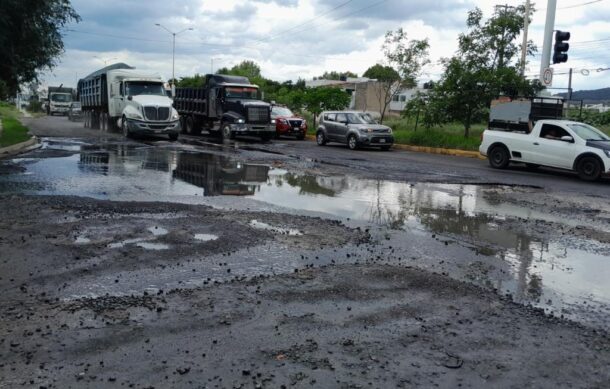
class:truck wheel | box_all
[122,116,131,138]
[488,145,510,169]
[185,117,193,134]
[316,131,326,146]
[577,156,602,181]
[347,134,359,150]
[222,124,234,141]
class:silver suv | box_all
[316,111,394,150]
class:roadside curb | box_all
[0,136,41,159]
[305,135,485,160]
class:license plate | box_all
[379,139,386,143]
[154,130,163,134]
[293,127,301,132]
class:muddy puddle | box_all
[1,139,609,326]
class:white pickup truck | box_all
[480,119,610,181]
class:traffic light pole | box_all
[539,0,557,82]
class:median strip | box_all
[305,134,485,159]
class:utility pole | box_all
[539,0,557,82]
[520,0,531,76]
[568,68,573,100]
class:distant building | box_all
[306,77,423,117]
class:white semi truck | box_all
[47,86,74,115]
[77,63,180,140]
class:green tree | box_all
[0,0,80,95]
[217,60,261,79]
[422,7,542,136]
[365,29,429,123]
[176,74,206,87]
[314,70,358,80]
[362,64,400,124]
[303,87,351,128]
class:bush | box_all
[27,100,44,112]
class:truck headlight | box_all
[236,118,245,124]
[271,119,276,124]
[171,112,179,120]
[126,112,143,120]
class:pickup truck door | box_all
[530,124,578,169]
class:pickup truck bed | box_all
[480,119,610,181]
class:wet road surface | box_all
[1,115,608,387]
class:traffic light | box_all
[553,30,570,64]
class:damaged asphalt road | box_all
[1,116,609,388]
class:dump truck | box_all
[173,74,274,141]
[47,86,74,115]
[77,63,180,140]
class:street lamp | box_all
[93,56,118,66]
[155,23,194,96]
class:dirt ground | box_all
[0,195,608,389]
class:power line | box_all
[558,0,604,9]
[251,0,355,44]
[255,0,389,44]
[539,0,605,10]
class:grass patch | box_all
[385,119,485,151]
[0,102,30,148]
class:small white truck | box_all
[480,98,610,181]
[78,63,180,140]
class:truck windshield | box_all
[51,94,72,102]
[225,87,258,100]
[568,123,610,141]
[125,82,166,97]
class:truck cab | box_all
[47,87,74,115]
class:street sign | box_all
[542,67,553,87]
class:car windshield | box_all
[358,113,377,124]
[346,113,367,124]
[51,94,72,102]
[71,102,81,108]
[125,82,166,97]
[568,123,610,141]
[272,107,294,117]
[225,87,258,99]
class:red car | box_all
[271,106,307,140]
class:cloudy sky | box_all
[42,0,610,92]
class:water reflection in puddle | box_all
[194,234,218,242]
[249,220,303,236]
[1,139,609,323]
